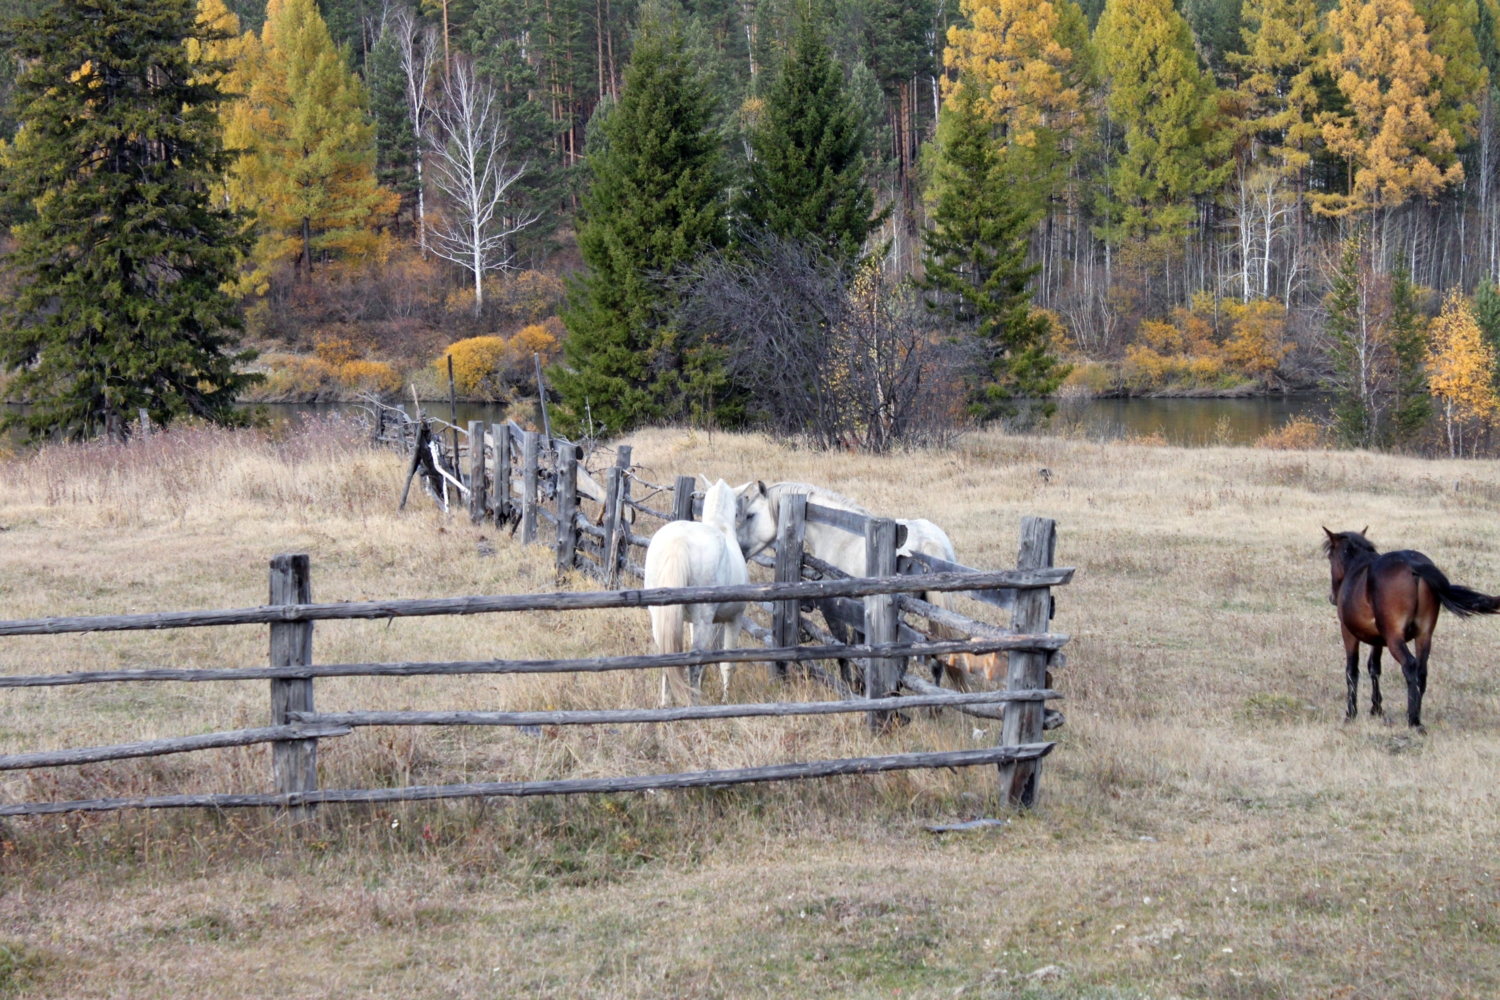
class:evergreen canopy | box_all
[1,0,257,441]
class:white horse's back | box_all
[644,480,749,704]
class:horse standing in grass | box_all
[734,481,974,688]
[1323,528,1500,729]
[645,479,749,705]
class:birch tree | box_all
[426,59,537,312]
[391,8,439,255]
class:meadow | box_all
[0,422,1496,998]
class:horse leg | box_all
[719,614,743,702]
[1367,644,1383,717]
[1415,631,1432,698]
[1382,633,1424,730]
[1343,630,1360,722]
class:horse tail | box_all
[1411,562,1500,618]
[646,538,691,704]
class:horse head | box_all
[733,480,777,560]
[1322,526,1375,605]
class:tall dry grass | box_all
[0,423,1498,998]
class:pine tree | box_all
[739,7,876,263]
[1427,290,1499,455]
[922,91,1068,422]
[0,0,257,441]
[1093,0,1230,248]
[1230,0,1320,171]
[1387,257,1432,447]
[367,18,420,233]
[225,0,398,286]
[943,0,1093,207]
[552,5,728,434]
[1412,0,1488,147]
[1315,0,1462,216]
[1325,230,1383,447]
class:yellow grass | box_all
[0,422,1498,998]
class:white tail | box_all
[647,539,693,704]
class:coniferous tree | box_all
[0,0,257,441]
[922,91,1067,422]
[553,5,728,434]
[739,8,877,263]
[1474,277,1500,394]
[1387,257,1432,447]
[1094,0,1229,248]
[367,18,421,233]
[225,0,398,286]
[1325,231,1383,447]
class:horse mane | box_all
[1323,531,1378,556]
[769,481,873,516]
[701,479,738,527]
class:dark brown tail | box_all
[1412,563,1500,618]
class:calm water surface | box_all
[5,395,1329,448]
[254,394,1330,448]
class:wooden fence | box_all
[0,409,1073,818]
[372,407,1072,805]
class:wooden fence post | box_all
[556,450,579,576]
[521,431,539,545]
[467,420,485,523]
[999,516,1056,807]
[269,554,316,820]
[602,466,622,586]
[672,474,695,521]
[772,493,808,680]
[491,422,509,524]
[863,518,902,731]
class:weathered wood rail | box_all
[0,554,1070,817]
[371,411,1074,806]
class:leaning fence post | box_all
[863,517,902,731]
[672,474,696,521]
[556,449,579,577]
[998,516,1056,807]
[772,493,808,680]
[521,431,540,545]
[269,554,316,820]
[491,422,509,524]
[602,465,622,586]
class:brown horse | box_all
[1322,528,1500,729]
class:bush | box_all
[436,336,510,398]
[338,360,402,395]
[251,356,338,400]
[1255,416,1324,450]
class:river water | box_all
[249,394,1330,448]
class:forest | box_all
[6,0,1500,453]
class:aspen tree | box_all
[1427,290,1499,455]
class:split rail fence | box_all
[0,412,1073,817]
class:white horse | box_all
[734,481,977,688]
[644,478,749,705]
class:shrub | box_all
[437,336,510,398]
[1062,361,1115,395]
[314,335,363,366]
[248,357,338,401]
[1255,416,1324,450]
[338,360,403,395]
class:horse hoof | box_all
[1370,707,1383,718]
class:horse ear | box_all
[1360,525,1369,537]
[757,480,767,498]
[1322,526,1336,540]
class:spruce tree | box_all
[922,92,1067,422]
[552,6,728,434]
[0,0,257,441]
[1474,277,1500,394]
[1325,232,1378,447]
[1387,257,1432,447]
[739,7,877,263]
[366,19,420,234]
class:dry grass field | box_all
[0,421,1498,999]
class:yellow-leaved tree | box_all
[1315,0,1462,217]
[943,0,1093,203]
[224,0,397,288]
[1426,290,1498,455]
